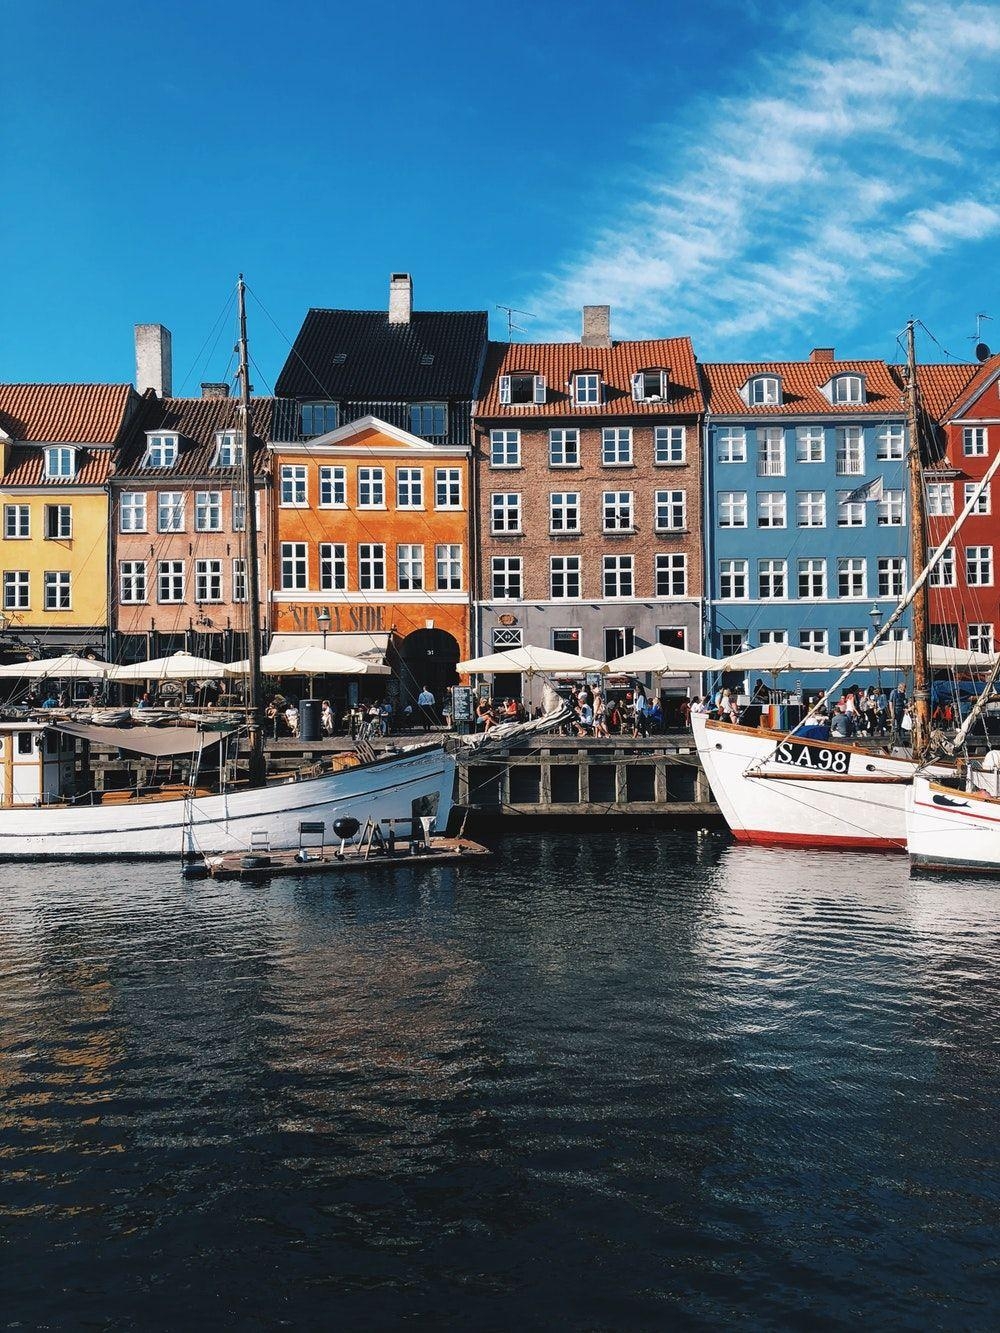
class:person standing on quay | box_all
[892,682,907,743]
[417,684,436,731]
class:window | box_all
[877,489,904,526]
[602,428,632,465]
[300,402,339,437]
[232,558,247,603]
[493,626,523,649]
[878,557,906,598]
[749,376,780,405]
[800,628,828,654]
[499,374,545,406]
[655,553,687,596]
[573,373,601,406]
[44,446,76,479]
[796,426,824,463]
[719,559,748,599]
[280,464,308,506]
[658,626,687,650]
[157,492,184,532]
[832,375,863,404]
[603,555,634,598]
[359,544,386,591]
[158,561,184,603]
[926,482,954,516]
[552,628,581,654]
[44,505,72,539]
[549,492,579,533]
[964,481,991,515]
[492,557,522,599]
[144,435,177,468]
[435,544,462,590]
[195,559,223,603]
[319,466,346,507]
[717,427,746,463]
[796,491,826,527]
[280,542,308,590]
[396,467,424,509]
[655,490,686,530]
[798,558,826,598]
[119,492,146,533]
[604,626,635,659]
[877,424,905,460]
[756,492,786,528]
[969,623,994,654]
[603,491,633,532]
[232,489,246,532]
[964,427,988,457]
[410,403,447,438]
[194,491,222,532]
[929,545,955,587]
[720,631,746,657]
[434,468,462,509]
[3,571,28,610]
[837,490,866,527]
[633,369,669,401]
[718,491,747,527]
[492,492,522,533]
[397,544,425,590]
[213,431,242,467]
[3,505,29,539]
[549,429,580,467]
[835,426,864,475]
[757,427,785,477]
[966,546,993,586]
[550,556,581,598]
[837,557,866,598]
[490,429,521,467]
[43,571,70,610]
[930,623,959,647]
[758,629,788,646]
[840,628,867,654]
[758,559,786,598]
[119,560,146,604]
[319,544,347,591]
[358,467,385,508]
[654,426,686,464]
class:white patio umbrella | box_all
[834,641,997,671]
[606,643,717,674]
[108,651,229,681]
[222,645,388,677]
[717,643,843,673]
[456,645,607,674]
[0,653,111,678]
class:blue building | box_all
[702,351,912,690]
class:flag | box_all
[846,475,885,504]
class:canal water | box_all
[2,830,998,1329]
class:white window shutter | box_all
[533,374,546,404]
[631,372,644,402]
[660,370,669,399]
[499,375,511,405]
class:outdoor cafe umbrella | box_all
[833,641,997,671]
[0,653,112,678]
[455,645,607,674]
[605,643,717,674]
[108,651,229,681]
[222,645,388,676]
[716,643,843,674]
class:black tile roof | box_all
[274,309,489,400]
[114,394,299,480]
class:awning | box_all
[53,722,231,757]
[267,632,392,665]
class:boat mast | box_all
[237,274,266,787]
[905,319,931,759]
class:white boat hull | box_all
[691,713,926,851]
[0,744,455,859]
[907,774,1000,874]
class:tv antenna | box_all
[969,312,993,362]
[496,304,536,339]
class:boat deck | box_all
[204,836,491,881]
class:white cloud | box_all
[526,0,1000,354]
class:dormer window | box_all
[410,403,447,438]
[44,446,76,479]
[831,374,864,405]
[300,402,339,438]
[144,433,178,468]
[748,376,781,406]
[632,369,669,402]
[573,373,602,406]
[499,373,546,405]
[213,431,243,468]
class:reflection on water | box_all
[2,832,999,1328]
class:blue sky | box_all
[2,0,997,390]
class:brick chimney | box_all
[200,382,230,399]
[389,272,413,324]
[134,324,173,397]
[582,305,611,348]
[810,347,835,363]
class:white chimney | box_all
[135,324,173,397]
[582,305,611,349]
[389,272,413,324]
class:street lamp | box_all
[316,608,331,650]
[869,601,884,703]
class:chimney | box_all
[200,382,230,399]
[582,305,611,349]
[388,272,413,324]
[135,324,173,397]
[810,347,835,363]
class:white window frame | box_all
[550,555,581,599]
[232,558,247,603]
[280,464,308,507]
[492,492,522,534]
[43,570,71,611]
[968,623,994,654]
[396,467,424,510]
[756,492,786,528]
[800,628,828,654]
[319,543,347,592]
[633,369,669,402]
[3,570,29,610]
[835,426,865,476]
[837,557,867,599]
[573,373,601,406]
[212,431,242,468]
[435,543,462,591]
[719,558,748,600]
[602,491,633,533]
[877,489,904,527]
[796,491,826,527]
[434,468,462,510]
[549,492,579,534]
[748,376,780,406]
[603,554,634,599]
[840,628,868,655]
[926,482,954,516]
[499,374,545,406]
[654,425,685,465]
[602,427,632,466]
[358,543,386,591]
[397,543,425,591]
[195,558,223,604]
[655,552,687,597]
[549,429,580,467]
[157,492,185,533]
[44,447,76,480]
[929,545,956,587]
[194,490,223,533]
[655,490,686,531]
[966,545,993,587]
[319,466,347,508]
[490,429,521,467]
[358,467,385,509]
[157,560,185,603]
[964,481,991,515]
[718,491,747,528]
[280,542,308,591]
[876,424,905,460]
[795,426,824,464]
[44,504,72,540]
[3,504,29,539]
[119,492,147,533]
[758,558,787,599]
[877,557,906,598]
[963,427,988,457]
[491,556,522,600]
[119,560,147,604]
[797,558,826,599]
[837,490,866,528]
[717,427,746,463]
[832,374,863,404]
[144,434,178,469]
[757,427,785,477]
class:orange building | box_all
[269,416,471,708]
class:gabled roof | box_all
[477,338,703,417]
[0,383,134,443]
[908,363,978,423]
[274,309,489,400]
[113,394,297,480]
[0,447,117,487]
[703,360,904,417]
[939,352,1000,419]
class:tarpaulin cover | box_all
[53,723,230,757]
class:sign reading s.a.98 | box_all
[774,739,850,773]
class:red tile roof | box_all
[0,383,134,444]
[936,353,1000,418]
[702,360,904,417]
[0,446,116,487]
[477,338,704,417]
[909,363,978,422]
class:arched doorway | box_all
[399,628,460,714]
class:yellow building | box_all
[0,384,137,661]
